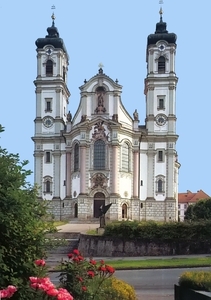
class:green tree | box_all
[0,125,56,298]
[184,198,211,221]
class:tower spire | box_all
[159,0,164,21]
[51,5,56,26]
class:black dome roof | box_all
[147,15,177,46]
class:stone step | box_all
[46,232,81,239]
[69,219,100,224]
[47,238,80,255]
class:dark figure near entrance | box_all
[99,203,112,228]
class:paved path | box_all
[56,222,99,233]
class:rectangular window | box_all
[158,150,164,162]
[45,98,52,112]
[157,97,165,110]
[159,98,164,109]
[45,151,51,163]
[178,204,180,209]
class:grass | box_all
[86,229,99,235]
[53,221,69,227]
[49,256,211,271]
[104,256,211,270]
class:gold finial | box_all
[159,0,164,19]
[51,5,56,22]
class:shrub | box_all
[103,220,211,242]
[59,249,136,300]
[103,277,137,300]
[179,271,211,291]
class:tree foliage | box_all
[0,125,56,297]
[184,198,211,221]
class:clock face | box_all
[158,44,166,51]
[45,48,53,55]
[43,116,53,128]
[155,114,167,126]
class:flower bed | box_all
[0,250,137,300]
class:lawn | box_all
[104,256,211,269]
[50,256,211,271]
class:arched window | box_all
[158,179,163,192]
[122,203,127,219]
[74,144,79,171]
[122,142,129,172]
[94,140,105,170]
[158,56,165,73]
[43,176,52,194]
[46,60,53,76]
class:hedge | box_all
[103,220,211,242]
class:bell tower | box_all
[32,13,71,218]
[141,6,180,221]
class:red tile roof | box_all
[178,190,210,204]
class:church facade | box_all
[32,11,180,221]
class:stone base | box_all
[97,227,105,235]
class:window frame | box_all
[158,150,164,162]
[122,142,130,172]
[46,60,53,76]
[157,97,165,110]
[45,98,52,112]
[45,151,51,163]
[43,176,53,194]
[156,176,165,194]
[74,144,79,172]
[93,139,106,170]
[158,56,166,73]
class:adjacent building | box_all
[178,190,210,221]
[32,9,180,221]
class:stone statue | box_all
[67,111,72,122]
[133,109,139,121]
[99,203,112,228]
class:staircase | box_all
[46,232,81,254]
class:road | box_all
[49,267,210,300]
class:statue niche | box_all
[95,86,106,113]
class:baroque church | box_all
[32,9,180,221]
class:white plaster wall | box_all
[118,106,132,128]
[60,152,66,200]
[72,177,80,197]
[119,176,132,198]
[140,150,148,200]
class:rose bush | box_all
[0,253,137,300]
[0,259,73,300]
[59,249,115,300]
[59,249,137,300]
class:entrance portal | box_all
[94,192,105,218]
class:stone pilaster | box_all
[133,150,139,198]
[111,145,118,195]
[66,151,71,197]
[80,145,86,194]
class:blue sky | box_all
[0,1,211,196]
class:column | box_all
[66,152,71,197]
[147,149,155,198]
[53,152,61,198]
[133,150,139,198]
[112,145,118,195]
[80,145,86,194]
